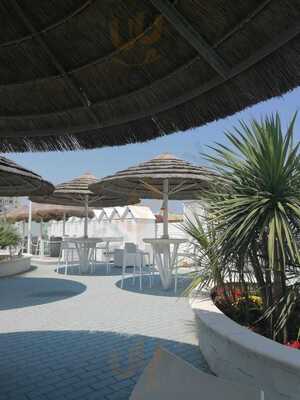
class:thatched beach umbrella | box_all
[0,156,54,254]
[6,202,94,249]
[0,156,53,197]
[0,2,299,152]
[6,203,94,224]
[31,172,139,238]
[90,153,215,238]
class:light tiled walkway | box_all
[0,263,209,400]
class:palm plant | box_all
[204,113,300,341]
[180,213,220,291]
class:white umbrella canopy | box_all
[31,172,139,237]
[0,156,54,197]
[90,153,216,238]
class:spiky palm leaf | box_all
[203,113,300,340]
[206,113,300,273]
[180,213,227,294]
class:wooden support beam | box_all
[149,0,230,78]
[10,0,99,124]
[1,0,267,89]
[0,1,94,48]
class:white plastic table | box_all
[66,237,123,273]
[143,238,188,290]
[67,237,103,273]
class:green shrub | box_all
[0,222,21,249]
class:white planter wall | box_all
[0,256,31,277]
[191,293,300,400]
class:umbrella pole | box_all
[27,200,32,254]
[162,179,169,239]
[84,195,89,238]
[40,218,44,257]
[40,218,43,239]
[22,221,26,255]
[62,212,66,236]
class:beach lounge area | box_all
[0,1,299,399]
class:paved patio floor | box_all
[0,262,209,400]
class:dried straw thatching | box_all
[90,153,216,200]
[30,172,139,207]
[0,156,54,196]
[0,1,299,152]
[5,203,94,223]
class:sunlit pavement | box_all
[0,263,209,400]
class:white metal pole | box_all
[27,200,32,254]
[40,218,44,257]
[22,221,26,255]
[162,179,169,238]
[62,212,66,236]
[84,195,89,238]
[22,221,26,240]
[40,218,43,239]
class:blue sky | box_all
[9,87,300,212]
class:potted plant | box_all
[185,113,300,344]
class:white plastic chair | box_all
[174,241,199,293]
[58,239,77,275]
[121,243,154,290]
[94,241,115,274]
[88,242,98,274]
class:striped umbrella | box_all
[90,154,216,238]
[0,156,53,197]
[31,172,139,237]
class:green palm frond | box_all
[204,113,300,271]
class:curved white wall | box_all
[191,293,300,400]
[0,256,31,277]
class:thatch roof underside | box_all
[0,0,299,152]
[5,203,94,223]
[30,172,140,207]
[90,153,216,200]
[0,156,54,196]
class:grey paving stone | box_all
[0,263,209,400]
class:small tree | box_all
[0,222,21,259]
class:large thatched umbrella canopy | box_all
[0,156,54,196]
[5,203,94,224]
[30,172,139,237]
[0,1,299,152]
[90,153,215,237]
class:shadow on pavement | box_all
[115,274,193,297]
[56,263,124,277]
[0,276,86,310]
[0,330,209,400]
